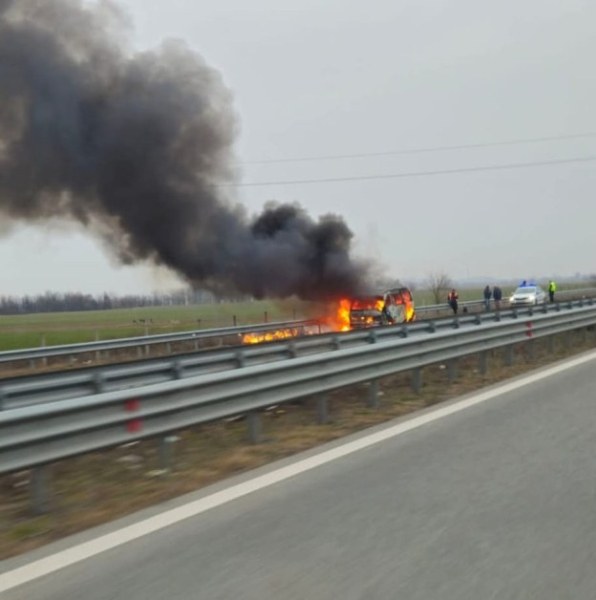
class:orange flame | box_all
[242,328,299,344]
[319,298,351,332]
[337,298,351,331]
[242,298,355,345]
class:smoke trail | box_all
[0,0,368,299]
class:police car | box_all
[509,283,547,306]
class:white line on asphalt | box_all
[2,350,596,593]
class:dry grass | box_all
[0,330,594,559]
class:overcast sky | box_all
[2,0,595,295]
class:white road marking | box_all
[2,350,596,593]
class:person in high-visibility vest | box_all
[447,289,459,314]
[548,280,557,303]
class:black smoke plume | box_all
[0,0,368,300]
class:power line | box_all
[221,155,596,187]
[242,132,596,165]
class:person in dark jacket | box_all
[483,285,492,311]
[493,285,503,310]
[447,288,459,314]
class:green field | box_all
[0,299,313,351]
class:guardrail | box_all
[2,288,594,372]
[0,318,318,367]
[2,298,596,482]
[0,302,586,410]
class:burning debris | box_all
[242,328,301,344]
[241,298,350,345]
[0,0,369,301]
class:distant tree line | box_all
[0,289,238,315]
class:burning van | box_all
[349,288,415,329]
[383,287,415,323]
[348,295,386,329]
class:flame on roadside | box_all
[242,328,300,344]
[337,298,351,331]
[322,297,351,332]
[242,298,354,345]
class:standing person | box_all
[447,288,459,315]
[548,280,557,302]
[483,285,492,311]
[493,285,503,311]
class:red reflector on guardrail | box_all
[126,418,143,433]
[125,398,140,411]
[125,399,143,433]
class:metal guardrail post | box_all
[31,466,50,515]
[235,350,246,368]
[95,330,101,363]
[143,323,150,357]
[316,394,329,424]
[478,351,488,375]
[93,372,106,394]
[159,435,179,472]
[171,360,184,379]
[367,379,380,409]
[411,367,422,394]
[40,335,47,368]
[247,412,262,444]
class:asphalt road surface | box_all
[2,352,596,599]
